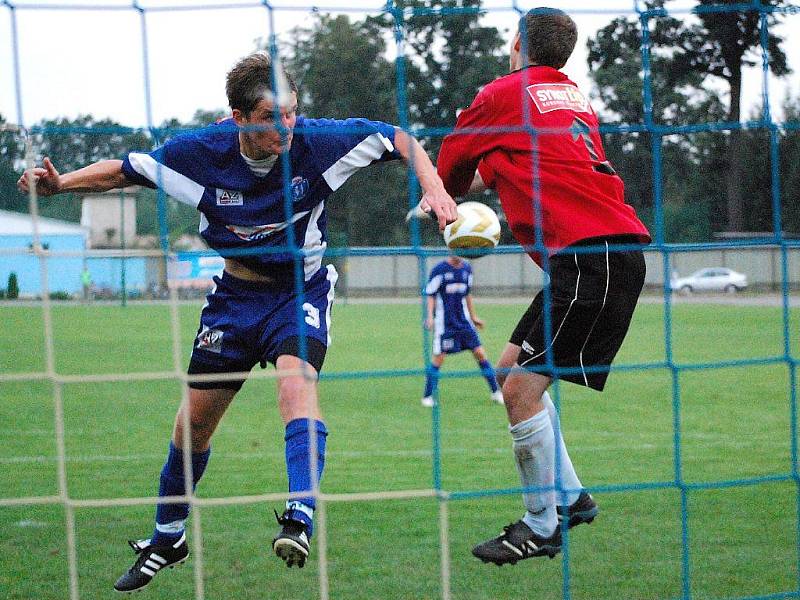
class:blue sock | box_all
[479,359,499,393]
[151,442,210,546]
[423,364,440,397]
[284,418,328,537]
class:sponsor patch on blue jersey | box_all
[216,189,243,206]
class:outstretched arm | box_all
[393,129,458,231]
[17,157,129,197]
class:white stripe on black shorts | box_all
[511,236,646,391]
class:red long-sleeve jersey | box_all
[438,66,650,266]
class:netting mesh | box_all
[2,2,799,599]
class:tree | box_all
[780,96,800,234]
[25,115,152,222]
[32,115,150,174]
[587,1,728,241]
[0,114,25,214]
[7,272,19,299]
[283,14,413,247]
[588,0,791,238]
[677,0,789,231]
[287,14,398,123]
[282,3,507,246]
[187,109,227,128]
[370,0,506,143]
[382,1,507,244]
[134,187,200,242]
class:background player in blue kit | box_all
[421,255,503,407]
[19,52,458,591]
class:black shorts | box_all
[510,236,646,391]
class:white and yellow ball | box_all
[443,201,501,257]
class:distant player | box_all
[80,265,92,301]
[422,255,503,407]
[437,8,650,566]
[19,52,457,591]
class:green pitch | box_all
[1,300,798,599]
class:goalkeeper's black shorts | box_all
[510,235,646,391]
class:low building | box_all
[0,208,150,298]
[80,187,138,248]
[0,209,87,296]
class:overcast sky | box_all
[1,0,797,129]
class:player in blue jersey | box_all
[422,255,503,407]
[19,52,458,591]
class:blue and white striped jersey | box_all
[425,259,475,332]
[121,116,400,281]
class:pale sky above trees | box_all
[1,0,796,128]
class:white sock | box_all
[542,391,583,506]
[509,408,557,537]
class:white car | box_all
[671,267,748,295]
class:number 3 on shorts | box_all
[303,303,321,328]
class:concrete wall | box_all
[85,256,148,295]
[337,246,800,295]
[81,190,137,249]
[2,242,797,297]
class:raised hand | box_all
[17,157,62,197]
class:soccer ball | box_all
[443,201,501,257]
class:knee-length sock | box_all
[284,418,328,536]
[151,442,210,546]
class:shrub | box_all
[7,272,19,299]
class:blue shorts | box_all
[188,265,338,389]
[433,328,481,356]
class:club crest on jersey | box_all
[216,189,243,206]
[526,84,591,114]
[291,177,310,202]
[196,327,223,353]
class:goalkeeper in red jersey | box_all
[436,7,651,566]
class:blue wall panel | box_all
[0,234,147,296]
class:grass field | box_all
[1,299,799,600]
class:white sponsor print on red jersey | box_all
[526,84,592,114]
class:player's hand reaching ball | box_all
[418,188,458,232]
